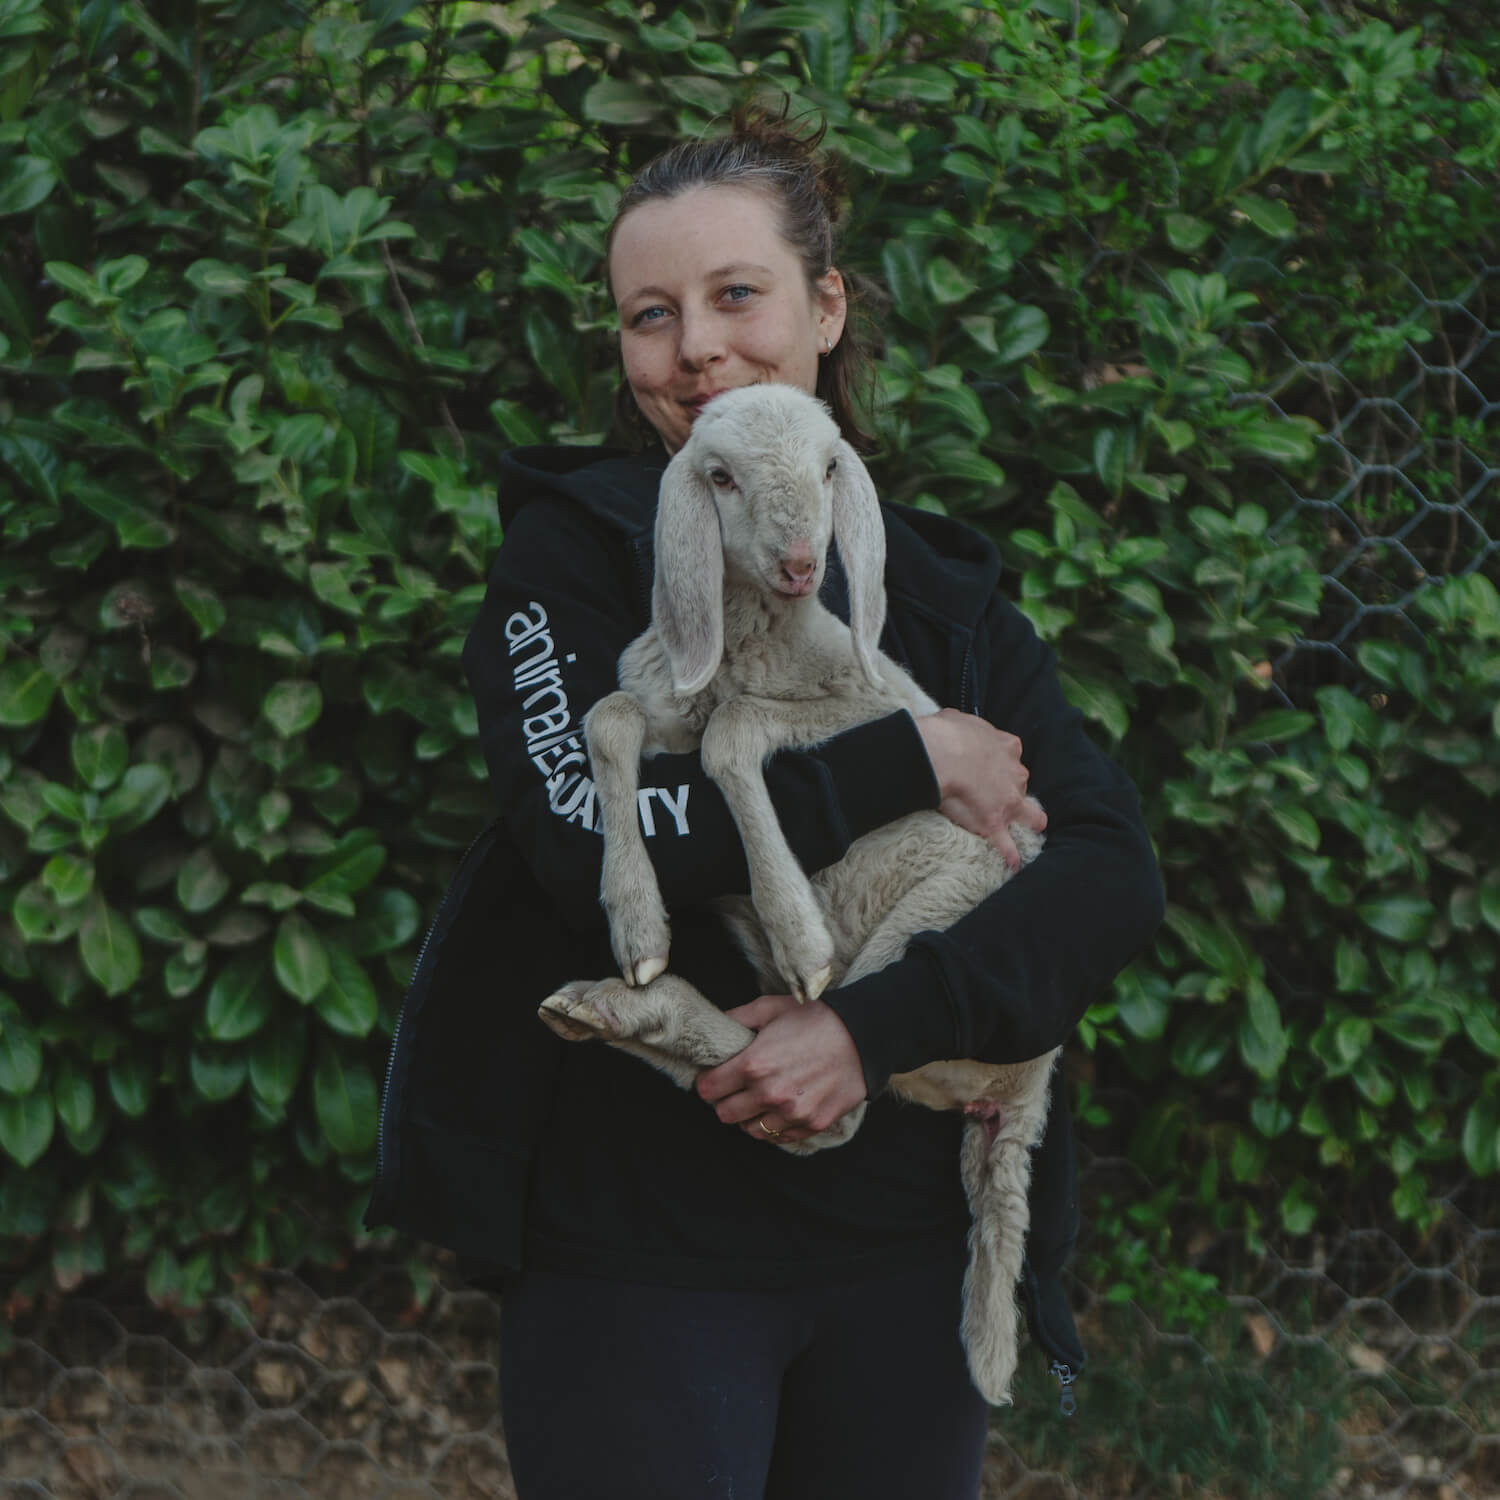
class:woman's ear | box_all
[654,456,725,694]
[816,268,847,350]
[830,439,886,687]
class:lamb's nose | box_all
[781,543,814,583]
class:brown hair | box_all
[606,102,877,452]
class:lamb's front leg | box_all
[538,974,755,1090]
[585,692,670,986]
[700,697,842,1003]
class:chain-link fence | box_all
[3,1148,1496,1499]
[4,237,1497,1500]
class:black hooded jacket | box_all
[366,442,1164,1392]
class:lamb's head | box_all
[654,384,887,695]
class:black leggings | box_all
[497,1255,990,1500]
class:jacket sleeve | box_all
[824,591,1165,1090]
[463,495,941,939]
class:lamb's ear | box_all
[654,455,724,694]
[831,439,886,687]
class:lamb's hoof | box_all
[538,982,617,1043]
[791,963,833,1004]
[607,900,670,989]
[632,954,668,987]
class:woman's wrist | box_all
[913,709,959,801]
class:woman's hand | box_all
[915,708,1047,870]
[695,994,867,1145]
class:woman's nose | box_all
[676,311,723,370]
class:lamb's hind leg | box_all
[585,692,670,986]
[539,974,755,1091]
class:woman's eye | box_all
[631,305,668,327]
[708,467,734,489]
[722,284,755,304]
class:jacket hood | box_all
[496,443,1005,635]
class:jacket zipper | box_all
[373,817,502,1198]
[1049,1360,1078,1417]
[959,639,976,713]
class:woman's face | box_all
[610,185,846,455]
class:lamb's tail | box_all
[957,1052,1059,1405]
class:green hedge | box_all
[1,0,1496,1321]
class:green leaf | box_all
[71,724,128,790]
[581,78,663,126]
[205,953,274,1042]
[42,855,94,907]
[1461,1097,1500,1176]
[1250,1096,1293,1138]
[0,660,58,727]
[1238,978,1287,1080]
[880,242,932,329]
[177,847,230,913]
[315,946,377,1037]
[1092,426,1132,497]
[0,1090,53,1166]
[1374,1005,1453,1055]
[863,64,957,106]
[1114,968,1169,1040]
[540,2,631,42]
[53,1057,95,1136]
[107,1053,152,1118]
[1228,710,1316,746]
[1235,194,1297,239]
[263,680,322,738]
[344,889,422,956]
[250,1016,307,1109]
[662,75,735,115]
[1480,886,1500,937]
[839,121,912,176]
[1268,806,1320,850]
[274,913,330,1003]
[1170,1014,1233,1078]
[185,258,250,296]
[925,256,975,306]
[992,305,1049,364]
[1058,669,1129,740]
[1229,419,1316,465]
[738,4,832,32]
[1164,212,1212,252]
[1333,936,1369,993]
[0,156,58,217]
[304,833,386,901]
[313,1047,377,1155]
[189,1046,246,1103]
[174,578,226,638]
[1358,896,1434,942]
[79,894,141,997]
[13,880,84,943]
[0,1007,42,1094]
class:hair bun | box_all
[730,97,846,223]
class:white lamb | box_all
[536,382,1059,1406]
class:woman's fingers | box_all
[697,997,866,1137]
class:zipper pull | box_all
[1050,1360,1077,1418]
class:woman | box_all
[367,110,1163,1500]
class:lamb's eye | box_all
[825,458,838,479]
[708,467,734,489]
